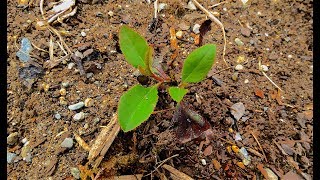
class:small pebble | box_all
[73,112,85,121]
[54,113,61,120]
[7,132,19,145]
[235,64,244,71]
[232,72,239,81]
[61,138,74,148]
[158,3,167,12]
[288,54,293,59]
[68,102,85,110]
[261,65,269,72]
[264,168,278,180]
[61,82,70,88]
[7,152,17,164]
[59,97,68,105]
[244,79,249,84]
[235,38,244,46]
[74,51,83,59]
[71,167,80,179]
[223,7,227,11]
[21,145,32,162]
[193,24,201,34]
[235,132,242,141]
[84,98,94,107]
[86,73,94,79]
[187,1,197,10]
[107,11,114,17]
[284,37,291,42]
[21,137,28,144]
[81,31,86,37]
[176,30,183,39]
[60,88,67,96]
[201,159,207,166]
[68,62,75,69]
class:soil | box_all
[7,0,313,179]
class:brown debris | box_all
[212,159,221,170]
[88,114,120,166]
[254,88,265,98]
[283,171,304,180]
[162,164,194,180]
[74,132,91,152]
[203,145,213,156]
[106,174,143,180]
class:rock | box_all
[61,81,70,88]
[68,102,85,110]
[201,159,206,165]
[187,1,197,10]
[261,65,269,72]
[264,168,279,180]
[54,113,61,120]
[232,72,239,81]
[230,102,245,121]
[86,73,94,79]
[108,11,114,17]
[7,132,19,145]
[281,144,296,155]
[244,79,249,84]
[71,167,80,179]
[176,30,183,39]
[21,137,28,145]
[7,152,17,163]
[73,112,85,121]
[61,138,74,148]
[235,38,244,46]
[59,88,67,96]
[193,24,201,34]
[241,27,251,37]
[84,98,94,107]
[234,132,242,141]
[21,145,32,162]
[68,62,75,69]
[81,31,86,37]
[74,51,83,59]
[235,64,244,70]
[158,3,167,12]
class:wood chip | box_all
[106,174,143,180]
[88,114,120,166]
[162,164,194,180]
[257,164,269,179]
[255,88,264,98]
[212,159,221,170]
[74,133,90,152]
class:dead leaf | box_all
[255,88,265,98]
[199,19,212,45]
[203,145,213,156]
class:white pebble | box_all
[68,102,85,110]
[68,62,75,69]
[158,3,167,12]
[223,7,227,11]
[21,137,28,144]
[235,38,244,46]
[108,11,114,17]
[261,65,269,72]
[73,112,85,121]
[81,31,86,37]
[187,1,197,10]
[176,30,183,39]
[288,54,293,59]
[201,159,207,166]
[193,24,201,34]
[241,0,249,5]
[235,64,244,71]
[61,138,74,148]
[244,79,249,84]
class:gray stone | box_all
[7,152,17,163]
[61,138,74,148]
[68,102,85,110]
[54,113,61,120]
[193,24,201,34]
[231,102,245,121]
[71,167,80,179]
[73,112,85,121]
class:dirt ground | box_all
[7,0,313,179]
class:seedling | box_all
[118,25,216,135]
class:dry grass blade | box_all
[251,131,268,162]
[192,0,229,67]
[88,114,120,165]
[74,132,91,152]
[258,58,283,91]
[162,164,194,180]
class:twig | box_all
[31,42,49,53]
[48,26,72,54]
[211,67,231,75]
[162,164,194,180]
[251,131,268,162]
[272,139,288,156]
[40,0,45,19]
[144,154,179,177]
[258,58,283,91]
[208,1,227,8]
[57,41,68,55]
[154,0,158,19]
[192,0,229,67]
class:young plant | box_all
[118,25,216,133]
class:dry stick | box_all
[251,131,268,162]
[154,0,158,19]
[192,0,229,67]
[144,154,179,177]
[31,42,49,53]
[208,1,227,8]
[48,26,72,54]
[40,0,45,19]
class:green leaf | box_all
[119,25,149,69]
[168,87,188,103]
[182,44,216,83]
[118,84,158,132]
